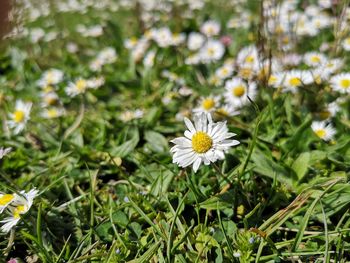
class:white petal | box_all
[192,158,202,172]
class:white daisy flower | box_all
[330,73,350,94]
[171,33,186,46]
[193,96,220,113]
[65,79,89,97]
[283,70,313,92]
[236,45,259,71]
[1,189,38,233]
[37,69,64,87]
[215,64,234,80]
[0,147,12,159]
[199,40,225,63]
[311,121,336,141]
[41,107,65,119]
[40,92,60,107]
[97,47,117,64]
[87,77,105,89]
[200,20,221,37]
[268,72,285,88]
[304,52,327,67]
[224,78,257,107]
[7,100,32,135]
[171,113,239,172]
[187,32,205,51]
[185,53,201,65]
[152,27,173,47]
[124,37,139,49]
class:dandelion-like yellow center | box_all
[245,55,254,63]
[13,205,26,219]
[268,75,277,85]
[315,129,326,138]
[346,38,350,45]
[239,68,252,79]
[207,26,215,34]
[232,85,246,97]
[289,77,301,87]
[311,56,320,63]
[202,98,215,110]
[76,79,87,92]
[192,131,213,153]
[130,37,138,45]
[340,79,350,89]
[0,194,14,206]
[47,109,59,118]
[43,86,54,93]
[221,68,229,75]
[14,110,25,123]
[207,48,215,56]
[46,72,54,84]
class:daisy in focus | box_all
[7,100,32,135]
[170,112,240,172]
[311,121,336,141]
[0,189,38,233]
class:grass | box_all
[0,0,350,262]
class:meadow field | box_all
[0,0,350,262]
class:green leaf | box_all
[251,151,297,187]
[112,128,139,157]
[144,130,168,153]
[292,152,310,182]
[112,211,129,228]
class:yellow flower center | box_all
[46,72,54,84]
[232,85,246,97]
[130,37,138,45]
[340,79,350,89]
[192,131,213,153]
[216,108,228,116]
[47,109,59,118]
[311,56,320,63]
[346,38,350,45]
[202,98,215,110]
[239,68,252,79]
[268,75,277,85]
[221,68,228,75]
[289,77,301,87]
[0,194,14,206]
[13,205,26,219]
[76,79,87,92]
[207,48,215,56]
[14,110,25,123]
[43,86,54,93]
[315,129,326,138]
[245,55,254,63]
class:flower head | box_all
[7,100,32,135]
[170,113,239,172]
[0,189,38,233]
[311,121,336,141]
